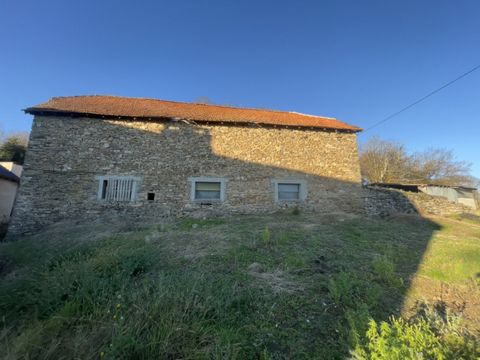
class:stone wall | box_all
[364,187,418,216]
[404,191,475,216]
[365,186,475,217]
[8,116,363,237]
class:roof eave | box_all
[25,108,362,133]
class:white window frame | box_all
[95,175,141,202]
[272,179,307,202]
[188,177,227,203]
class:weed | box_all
[351,306,479,359]
[372,256,403,287]
[261,227,272,247]
[328,272,381,311]
[278,231,291,245]
[284,254,305,269]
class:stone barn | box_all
[8,95,363,237]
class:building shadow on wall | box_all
[10,117,443,356]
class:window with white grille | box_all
[96,176,140,202]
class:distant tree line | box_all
[0,132,29,165]
[360,137,478,187]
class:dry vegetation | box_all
[360,136,478,187]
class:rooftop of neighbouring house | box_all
[371,182,478,192]
[0,165,20,183]
[25,95,362,132]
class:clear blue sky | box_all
[1,0,479,177]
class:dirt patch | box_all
[403,276,480,333]
[248,263,303,293]
[146,228,233,261]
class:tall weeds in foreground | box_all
[351,303,479,359]
[0,233,287,359]
[328,271,479,359]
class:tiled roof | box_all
[0,165,20,183]
[25,96,361,132]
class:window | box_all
[96,176,140,202]
[195,182,221,200]
[273,179,307,202]
[189,177,227,202]
[278,183,300,200]
[147,192,155,201]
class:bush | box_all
[351,304,479,359]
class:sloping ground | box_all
[0,212,478,359]
[402,213,480,331]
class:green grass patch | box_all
[417,220,480,284]
[0,213,478,359]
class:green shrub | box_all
[351,304,479,360]
[372,256,403,287]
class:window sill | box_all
[192,199,224,204]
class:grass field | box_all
[0,211,479,359]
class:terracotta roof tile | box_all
[25,95,362,132]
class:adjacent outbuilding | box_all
[0,164,21,224]
[371,183,478,210]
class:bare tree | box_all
[360,137,475,187]
[359,137,411,183]
[409,148,474,186]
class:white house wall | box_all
[0,179,19,222]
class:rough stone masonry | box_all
[8,95,370,237]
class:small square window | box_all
[189,177,226,202]
[273,179,307,202]
[195,182,221,200]
[147,192,155,201]
[278,183,300,200]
